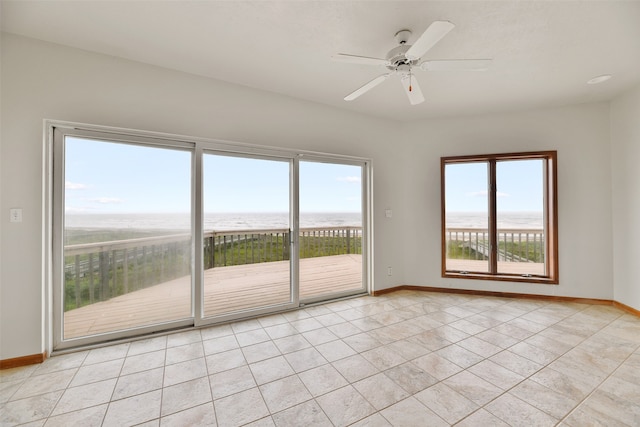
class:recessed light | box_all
[587,74,612,85]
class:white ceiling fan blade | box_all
[400,74,425,105]
[344,74,391,101]
[420,59,492,71]
[332,53,389,66]
[405,21,455,60]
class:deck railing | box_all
[64,234,192,310]
[203,226,362,268]
[445,228,545,263]
[64,226,362,311]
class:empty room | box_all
[1,1,640,426]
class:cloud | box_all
[65,181,88,190]
[466,190,510,198]
[336,176,361,183]
[88,197,125,204]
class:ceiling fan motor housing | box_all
[386,44,418,72]
[336,21,473,105]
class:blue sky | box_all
[445,159,544,212]
[64,137,362,214]
[65,137,541,216]
[64,138,192,214]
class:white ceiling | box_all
[2,1,640,122]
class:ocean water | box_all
[446,211,543,229]
[65,211,542,231]
[65,212,362,231]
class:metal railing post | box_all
[88,253,94,303]
[74,255,80,308]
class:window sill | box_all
[443,271,558,285]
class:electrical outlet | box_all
[387,267,393,276]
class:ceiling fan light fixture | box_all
[587,74,612,85]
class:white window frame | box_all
[44,120,373,352]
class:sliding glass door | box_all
[54,130,193,347]
[299,160,365,302]
[201,153,295,319]
[52,123,369,349]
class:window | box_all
[441,151,558,284]
[49,122,371,350]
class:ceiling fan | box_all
[332,21,491,105]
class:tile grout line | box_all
[435,298,600,425]
[492,305,628,426]
[201,332,220,427]
[4,292,639,426]
[556,315,640,426]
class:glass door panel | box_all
[62,136,192,341]
[299,161,364,301]
[202,153,292,318]
[444,162,490,273]
[496,159,546,276]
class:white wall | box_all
[0,34,406,359]
[611,84,640,311]
[0,33,631,361]
[398,104,614,300]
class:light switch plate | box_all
[10,208,23,223]
[385,209,392,218]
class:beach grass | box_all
[64,229,361,311]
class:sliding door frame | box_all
[195,149,299,327]
[297,154,371,305]
[51,125,197,350]
[46,120,372,352]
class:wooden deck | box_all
[64,254,362,339]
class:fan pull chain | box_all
[409,71,413,92]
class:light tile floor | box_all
[2,290,640,426]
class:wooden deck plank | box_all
[64,254,363,339]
